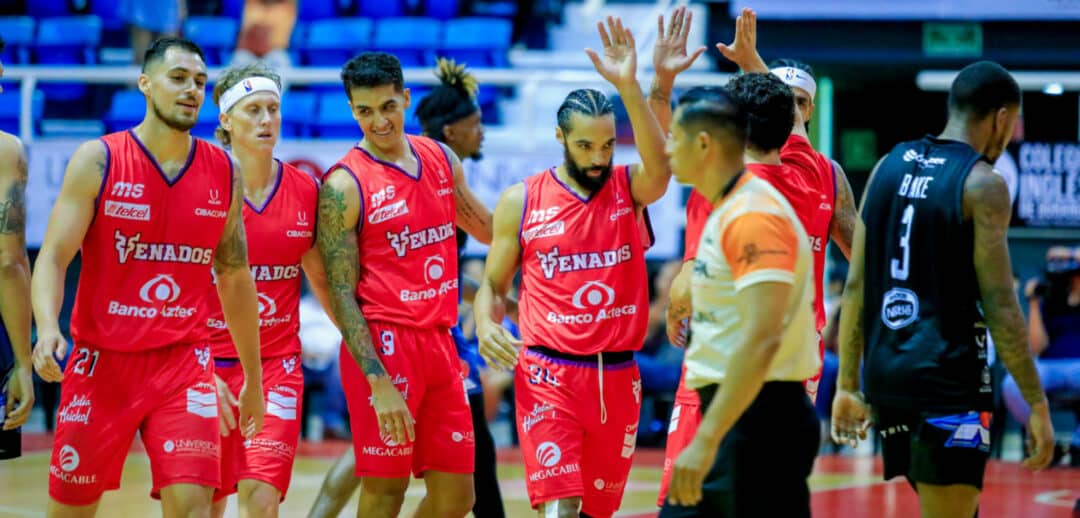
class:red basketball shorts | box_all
[340,321,474,478]
[658,369,702,507]
[49,342,220,505]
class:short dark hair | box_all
[556,89,614,134]
[0,35,6,54]
[341,52,404,98]
[725,72,794,152]
[948,61,1021,119]
[768,58,814,79]
[675,86,747,144]
[143,37,205,72]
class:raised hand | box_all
[586,16,639,89]
[716,7,767,73]
[654,6,706,81]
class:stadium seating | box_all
[192,99,220,139]
[0,17,34,64]
[0,88,43,135]
[356,0,406,19]
[313,91,361,138]
[424,0,460,20]
[303,18,373,67]
[441,17,512,68]
[103,89,146,133]
[26,0,69,18]
[372,17,441,67]
[281,91,318,137]
[183,16,239,66]
[35,16,102,102]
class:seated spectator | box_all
[232,0,297,73]
[1003,245,1080,466]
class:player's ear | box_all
[556,126,566,145]
[696,130,710,151]
[137,73,151,96]
[443,123,454,142]
[402,87,411,109]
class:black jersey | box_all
[861,136,993,412]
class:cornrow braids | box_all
[557,88,614,134]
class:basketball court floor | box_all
[0,434,1077,517]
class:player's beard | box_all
[151,97,198,132]
[563,144,612,194]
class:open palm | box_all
[654,6,706,78]
[586,16,637,88]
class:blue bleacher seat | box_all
[183,17,239,66]
[0,17,35,64]
[90,0,125,30]
[28,0,71,17]
[403,99,420,134]
[314,92,361,138]
[288,22,307,66]
[441,17,512,68]
[36,16,102,102]
[299,0,342,20]
[373,17,441,67]
[356,0,405,19]
[221,0,245,18]
[303,18,372,67]
[192,100,220,140]
[281,91,318,137]
[423,0,459,20]
[104,89,146,133]
[0,89,44,135]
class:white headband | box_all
[771,67,817,101]
[218,76,281,114]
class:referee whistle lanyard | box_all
[598,353,608,424]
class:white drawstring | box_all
[598,353,607,424]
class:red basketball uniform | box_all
[515,166,650,517]
[749,134,836,399]
[51,131,232,505]
[332,136,473,478]
[206,160,317,500]
[659,188,710,506]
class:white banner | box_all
[26,138,686,258]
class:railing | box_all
[4,66,733,144]
[916,70,1080,92]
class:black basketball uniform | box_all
[861,136,994,488]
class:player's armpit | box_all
[445,145,493,244]
[213,161,251,274]
[966,164,1045,407]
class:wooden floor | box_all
[1,436,1077,517]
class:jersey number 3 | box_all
[890,204,914,281]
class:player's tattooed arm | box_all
[444,143,493,244]
[649,5,707,134]
[317,168,386,379]
[213,161,250,274]
[31,139,105,382]
[966,163,1045,406]
[0,134,34,427]
[828,160,856,260]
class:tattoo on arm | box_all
[968,167,1044,405]
[829,162,856,260]
[213,171,249,273]
[317,181,386,378]
[0,148,28,235]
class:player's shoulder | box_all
[280,160,321,191]
[962,160,1009,217]
[0,131,24,168]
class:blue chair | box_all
[441,17,512,68]
[356,0,405,18]
[28,0,71,17]
[183,17,239,66]
[104,89,147,133]
[303,18,372,67]
[0,89,44,135]
[90,0,125,31]
[299,0,341,20]
[373,17,440,67]
[221,0,245,18]
[0,17,34,64]
[281,91,318,137]
[288,22,307,66]
[313,92,360,138]
[192,101,220,140]
[423,0,459,20]
[403,98,420,134]
[35,16,102,102]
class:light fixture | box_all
[1043,83,1064,95]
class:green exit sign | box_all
[924,22,983,57]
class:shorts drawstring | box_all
[598,352,607,424]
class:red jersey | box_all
[748,134,836,332]
[682,189,712,262]
[517,166,651,355]
[71,130,233,352]
[207,161,318,359]
[333,135,458,329]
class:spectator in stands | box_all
[120,0,187,65]
[1003,245,1080,466]
[231,0,297,73]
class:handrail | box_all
[5,65,733,143]
[917,70,1080,92]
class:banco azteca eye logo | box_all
[571,281,615,309]
[139,274,181,304]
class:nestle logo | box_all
[881,287,919,330]
[104,200,151,221]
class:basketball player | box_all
[0,34,34,460]
[30,38,265,517]
[474,17,671,518]
[660,84,819,517]
[307,57,505,518]
[657,10,858,504]
[316,51,492,518]
[205,63,331,518]
[832,61,1055,517]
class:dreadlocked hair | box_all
[415,57,481,141]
